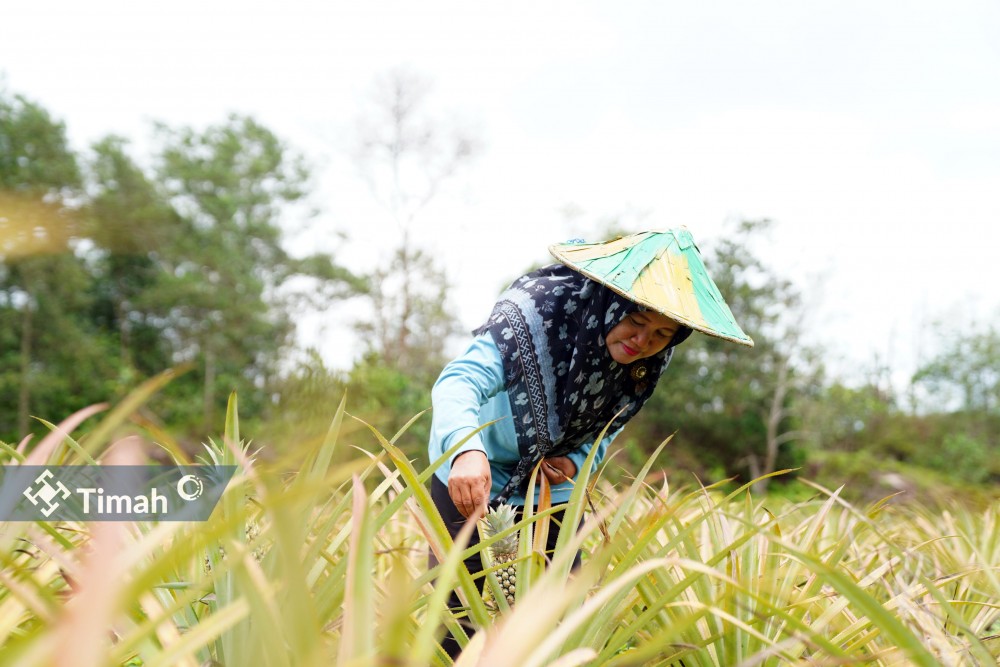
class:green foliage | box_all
[354,246,463,382]
[0,88,114,441]
[928,432,991,485]
[256,349,436,469]
[2,393,997,666]
[85,135,182,379]
[1,85,361,445]
[0,89,81,191]
[911,324,1000,484]
[0,253,122,422]
[914,323,1000,414]
[799,380,893,452]
[344,351,435,460]
[150,114,339,431]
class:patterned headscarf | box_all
[474,263,691,503]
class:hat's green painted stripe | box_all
[572,238,661,293]
[681,245,747,340]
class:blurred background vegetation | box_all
[2,75,997,506]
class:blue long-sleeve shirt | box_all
[429,334,619,506]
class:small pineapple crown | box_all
[481,503,517,537]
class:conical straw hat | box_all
[549,228,754,347]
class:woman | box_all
[428,228,752,654]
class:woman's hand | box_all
[541,456,577,485]
[449,450,491,519]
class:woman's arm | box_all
[430,335,506,516]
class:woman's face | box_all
[605,310,681,364]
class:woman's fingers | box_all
[452,478,477,518]
[542,457,577,484]
[542,464,565,484]
[449,450,491,518]
[457,483,473,517]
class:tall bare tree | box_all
[351,69,481,379]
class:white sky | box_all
[3,1,1000,388]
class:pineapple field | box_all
[1,382,998,667]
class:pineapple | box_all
[481,503,519,609]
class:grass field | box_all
[1,383,997,666]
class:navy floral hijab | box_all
[474,263,691,503]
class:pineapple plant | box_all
[480,503,519,610]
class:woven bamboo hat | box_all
[549,228,754,347]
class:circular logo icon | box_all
[177,474,204,501]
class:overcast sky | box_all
[3,1,999,387]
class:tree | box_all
[913,323,1000,417]
[0,89,361,444]
[152,114,360,432]
[0,92,81,191]
[912,322,1000,471]
[355,245,461,381]
[84,136,182,378]
[0,90,109,441]
[350,69,480,382]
